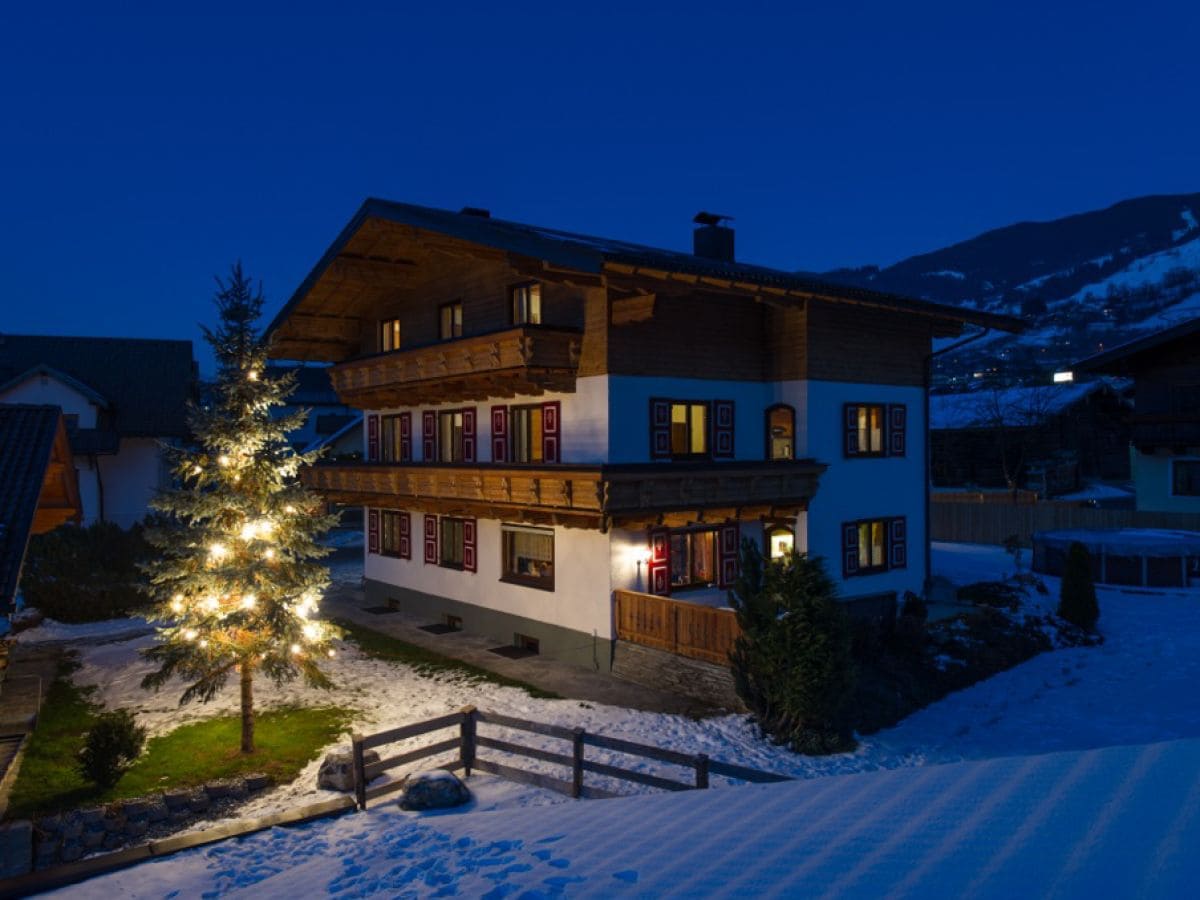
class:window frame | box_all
[669,400,710,460]
[500,523,555,591]
[669,527,720,591]
[380,318,402,352]
[765,404,796,461]
[379,413,404,462]
[439,516,466,569]
[438,301,464,340]
[379,509,409,559]
[1171,458,1200,497]
[855,519,889,575]
[438,409,465,463]
[510,282,543,326]
[509,404,546,464]
[847,403,887,458]
[765,524,795,561]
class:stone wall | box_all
[1,773,271,877]
[610,641,745,711]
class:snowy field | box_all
[30,542,1200,896]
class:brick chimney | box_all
[692,212,735,261]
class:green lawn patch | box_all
[333,617,560,699]
[5,664,353,820]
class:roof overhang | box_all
[1075,316,1200,376]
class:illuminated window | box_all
[846,403,886,457]
[501,525,554,591]
[439,301,463,340]
[438,410,464,462]
[380,414,406,462]
[767,405,795,460]
[511,283,542,325]
[510,405,544,463]
[670,529,717,589]
[857,520,887,572]
[670,402,708,458]
[767,526,795,560]
[381,318,402,352]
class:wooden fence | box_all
[931,500,1200,546]
[350,706,788,809]
[613,589,741,666]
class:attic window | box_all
[511,283,542,325]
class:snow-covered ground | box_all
[40,542,1200,895]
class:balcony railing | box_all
[329,326,583,408]
[302,459,825,530]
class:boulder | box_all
[243,772,272,792]
[398,769,471,811]
[318,748,380,792]
[204,778,247,801]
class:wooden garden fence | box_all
[613,589,741,666]
[931,499,1200,546]
[350,706,788,809]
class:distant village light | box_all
[1053,371,1074,383]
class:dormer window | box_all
[439,301,463,340]
[381,318,402,352]
[511,283,542,325]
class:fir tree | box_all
[141,263,340,753]
[1058,541,1100,632]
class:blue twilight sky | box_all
[2,1,1197,374]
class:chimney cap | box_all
[460,206,491,218]
[693,211,734,227]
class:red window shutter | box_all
[713,400,735,459]
[422,411,436,461]
[491,405,509,462]
[423,514,438,564]
[890,517,907,569]
[718,523,740,587]
[367,414,380,461]
[398,512,411,560]
[842,522,860,577]
[649,529,671,596]
[462,408,477,462]
[844,405,859,457]
[542,400,561,463]
[399,413,412,462]
[888,404,907,457]
[463,518,477,572]
[650,399,671,460]
[367,508,380,554]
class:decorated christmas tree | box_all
[141,263,340,753]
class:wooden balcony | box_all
[302,459,825,530]
[614,589,740,666]
[329,326,583,408]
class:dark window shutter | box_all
[463,519,477,572]
[842,522,860,577]
[462,408,477,462]
[422,411,436,461]
[398,512,411,560]
[844,404,859,457]
[650,399,671,460]
[713,400,735,459]
[890,518,907,569]
[399,413,412,462]
[367,508,380,554]
[542,400,561,463]
[888,404,907,457]
[491,405,509,462]
[367,414,380,461]
[718,523,740,587]
[649,529,671,596]
[423,514,438,564]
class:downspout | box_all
[923,327,990,595]
[89,453,106,523]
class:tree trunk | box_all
[240,662,254,754]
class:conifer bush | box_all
[729,542,856,755]
[78,709,147,789]
[20,522,150,622]
[1058,541,1100,631]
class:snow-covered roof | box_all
[302,413,362,455]
[930,379,1127,430]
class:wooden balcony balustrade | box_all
[329,325,583,408]
[614,589,741,666]
[302,459,825,530]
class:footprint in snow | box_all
[613,870,639,884]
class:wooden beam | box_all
[328,255,418,288]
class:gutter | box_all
[923,327,991,595]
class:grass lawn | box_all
[5,663,353,820]
[333,617,560,699]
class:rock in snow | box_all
[398,769,471,810]
[317,749,380,792]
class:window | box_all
[670,529,718,590]
[766,525,794,560]
[380,510,410,559]
[850,404,885,456]
[845,403,906,458]
[440,517,466,568]
[510,405,545,463]
[767,405,795,460]
[857,520,887,573]
[1173,460,1200,497]
[843,517,907,578]
[438,410,464,462]
[501,525,554,590]
[511,283,542,325]
[381,318,402,352]
[380,414,409,462]
[671,402,709,458]
[439,301,463,340]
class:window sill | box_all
[846,567,889,578]
[439,562,465,571]
[499,575,555,593]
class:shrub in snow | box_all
[79,710,146,789]
[20,522,150,623]
[956,581,1022,612]
[1058,541,1100,632]
[729,542,856,755]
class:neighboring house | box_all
[267,200,1020,669]
[1075,317,1200,513]
[303,412,364,462]
[0,405,82,615]
[268,363,356,451]
[930,380,1131,495]
[0,335,195,528]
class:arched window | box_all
[766,404,795,460]
[766,525,795,560]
